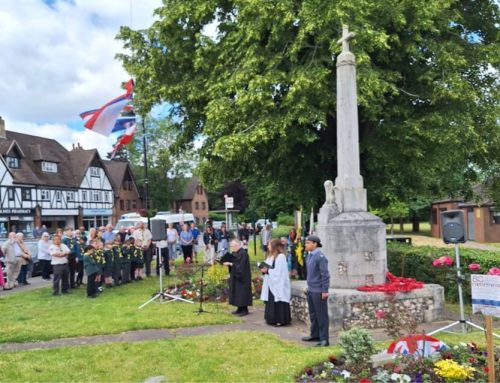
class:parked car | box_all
[255,219,277,229]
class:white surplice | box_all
[260,253,291,303]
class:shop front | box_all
[82,208,113,230]
[0,208,35,238]
[40,209,78,233]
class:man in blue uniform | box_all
[301,235,330,347]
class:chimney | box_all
[0,116,5,140]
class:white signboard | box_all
[225,197,234,209]
[471,274,500,318]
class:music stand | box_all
[138,243,194,309]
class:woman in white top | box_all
[259,238,291,326]
[166,223,178,260]
[38,232,52,280]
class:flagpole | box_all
[142,117,151,230]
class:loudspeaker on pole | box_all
[151,219,167,241]
[441,209,466,244]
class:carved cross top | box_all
[337,25,355,53]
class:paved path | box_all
[0,303,463,353]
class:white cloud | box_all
[0,0,161,156]
[7,120,116,157]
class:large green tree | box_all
[117,0,499,212]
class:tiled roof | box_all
[0,131,111,189]
[102,160,128,190]
[180,176,201,200]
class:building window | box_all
[8,188,15,201]
[6,156,19,169]
[125,200,130,210]
[21,188,31,201]
[104,192,109,202]
[91,191,101,202]
[132,200,137,209]
[490,208,500,224]
[55,191,62,202]
[202,202,206,210]
[41,161,58,173]
[90,167,100,177]
[195,201,199,210]
[82,191,87,202]
[41,190,50,201]
[120,200,124,210]
[67,191,75,201]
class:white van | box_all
[113,213,148,233]
[152,213,195,229]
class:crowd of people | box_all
[0,219,330,345]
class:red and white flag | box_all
[80,80,134,137]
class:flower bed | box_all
[298,341,500,382]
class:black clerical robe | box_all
[228,248,253,307]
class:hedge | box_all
[387,243,500,303]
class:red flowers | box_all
[358,379,373,383]
[468,263,481,271]
[432,256,454,267]
[375,309,386,319]
[488,267,500,276]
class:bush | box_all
[277,212,295,226]
[272,225,293,239]
[208,212,226,221]
[338,328,375,373]
[387,242,500,303]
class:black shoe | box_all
[236,311,248,317]
[231,310,240,315]
[315,340,330,347]
[302,336,320,342]
[3,287,12,291]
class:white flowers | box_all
[390,373,411,382]
[340,370,351,378]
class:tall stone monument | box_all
[291,26,444,330]
[317,25,386,288]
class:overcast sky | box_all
[0,0,162,156]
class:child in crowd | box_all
[121,239,132,284]
[91,238,104,291]
[133,238,144,281]
[83,245,99,298]
[112,236,123,286]
[103,240,114,288]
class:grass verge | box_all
[0,331,335,382]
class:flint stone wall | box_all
[290,281,444,329]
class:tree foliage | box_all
[117,0,499,212]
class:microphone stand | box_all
[195,262,210,314]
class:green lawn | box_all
[0,246,271,344]
[0,277,239,344]
[0,331,335,382]
[1,329,498,382]
[385,221,431,236]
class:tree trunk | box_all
[399,217,404,233]
[412,215,420,233]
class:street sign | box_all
[225,196,234,209]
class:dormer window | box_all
[90,167,100,177]
[41,161,58,173]
[6,156,19,169]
